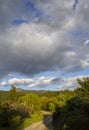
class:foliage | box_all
[48,103,55,112]
[0,103,22,128]
[53,77,89,130]
[8,85,19,103]
[41,96,58,111]
[1,77,89,130]
[77,77,89,88]
[18,93,41,114]
[17,112,44,130]
[10,115,21,127]
[57,90,76,107]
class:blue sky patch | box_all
[23,0,39,13]
[73,0,79,10]
[11,18,28,25]
[23,0,43,21]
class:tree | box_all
[48,103,55,112]
[57,91,76,107]
[77,77,89,88]
[77,77,89,103]
[8,85,18,103]
[18,93,41,114]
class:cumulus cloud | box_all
[1,76,62,88]
[1,81,7,86]
[28,76,55,88]
[1,75,89,90]
[58,75,89,90]
[84,40,89,46]
[0,0,89,79]
[81,59,89,68]
[1,78,34,86]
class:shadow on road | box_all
[43,114,53,130]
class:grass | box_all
[17,112,44,130]
[0,112,44,130]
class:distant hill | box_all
[0,89,59,100]
[0,90,9,102]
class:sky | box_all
[0,0,89,91]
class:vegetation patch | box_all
[0,77,89,130]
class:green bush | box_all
[10,115,21,127]
[52,77,89,130]
[18,93,41,114]
[0,103,23,128]
[48,103,55,112]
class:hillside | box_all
[0,77,89,130]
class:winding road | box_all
[24,114,53,130]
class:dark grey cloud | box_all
[0,0,25,29]
[0,0,89,78]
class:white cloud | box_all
[84,40,89,46]
[1,75,89,90]
[1,77,55,87]
[0,0,89,80]
[81,53,89,68]
[1,81,7,86]
[65,51,76,57]
[81,60,89,68]
[28,83,36,88]
[9,78,34,86]
[1,76,61,88]
[28,76,55,88]
[62,75,89,90]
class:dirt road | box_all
[24,114,53,130]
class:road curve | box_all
[24,115,53,130]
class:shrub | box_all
[48,103,55,112]
[10,115,21,127]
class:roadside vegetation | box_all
[0,77,89,130]
[53,77,89,130]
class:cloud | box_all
[0,0,89,79]
[58,75,89,90]
[2,78,34,86]
[73,0,79,10]
[8,78,34,86]
[81,54,89,68]
[84,40,89,46]
[1,75,89,90]
[1,76,62,88]
[29,76,55,88]
[1,81,7,86]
